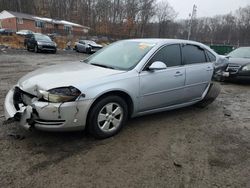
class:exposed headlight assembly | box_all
[38,86,82,103]
[242,64,250,71]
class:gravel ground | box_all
[0,49,249,188]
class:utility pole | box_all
[187,4,197,40]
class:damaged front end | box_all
[4,86,92,131]
[4,87,38,130]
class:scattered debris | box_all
[223,109,232,117]
[7,133,25,140]
[2,118,16,125]
[173,161,182,168]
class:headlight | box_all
[54,42,57,47]
[242,64,250,71]
[38,86,82,103]
[37,41,43,45]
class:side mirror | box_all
[148,61,167,71]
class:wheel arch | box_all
[86,90,134,124]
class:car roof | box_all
[125,38,205,46]
[124,38,216,55]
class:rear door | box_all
[182,44,214,101]
[138,44,186,112]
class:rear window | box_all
[206,50,216,62]
[182,45,206,64]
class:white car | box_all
[16,30,34,36]
[74,40,103,53]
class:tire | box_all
[34,45,39,53]
[75,46,79,52]
[196,82,221,108]
[52,49,57,54]
[27,45,30,51]
[86,47,91,54]
[87,95,128,139]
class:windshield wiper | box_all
[91,63,114,69]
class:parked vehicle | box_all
[0,28,14,35]
[16,30,33,36]
[47,32,61,40]
[74,40,102,53]
[220,47,250,81]
[26,33,57,53]
[4,39,221,139]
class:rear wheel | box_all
[196,82,221,108]
[87,96,128,139]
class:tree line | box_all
[0,0,250,45]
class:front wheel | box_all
[34,45,39,53]
[86,47,91,54]
[87,96,128,139]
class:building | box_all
[0,10,90,36]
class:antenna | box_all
[187,4,197,40]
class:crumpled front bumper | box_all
[4,87,93,131]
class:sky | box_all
[167,0,250,19]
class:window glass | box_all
[182,45,206,64]
[85,41,155,70]
[35,20,45,28]
[227,47,250,58]
[17,18,23,24]
[149,44,181,67]
[34,34,52,42]
[64,25,72,34]
[206,50,216,62]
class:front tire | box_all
[34,45,39,53]
[86,47,91,54]
[87,96,128,139]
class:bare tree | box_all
[156,0,177,37]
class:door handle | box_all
[174,71,183,77]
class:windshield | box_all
[228,47,250,58]
[35,34,52,42]
[86,40,97,45]
[85,41,155,70]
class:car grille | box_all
[226,64,241,73]
[42,45,55,49]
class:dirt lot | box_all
[0,50,249,188]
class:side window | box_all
[148,44,182,67]
[182,45,206,65]
[206,50,216,62]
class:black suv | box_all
[26,33,57,53]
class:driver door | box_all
[138,44,186,112]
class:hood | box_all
[228,58,250,66]
[18,61,124,95]
[37,40,55,44]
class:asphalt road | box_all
[0,49,249,188]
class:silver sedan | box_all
[4,39,221,138]
[74,40,102,53]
